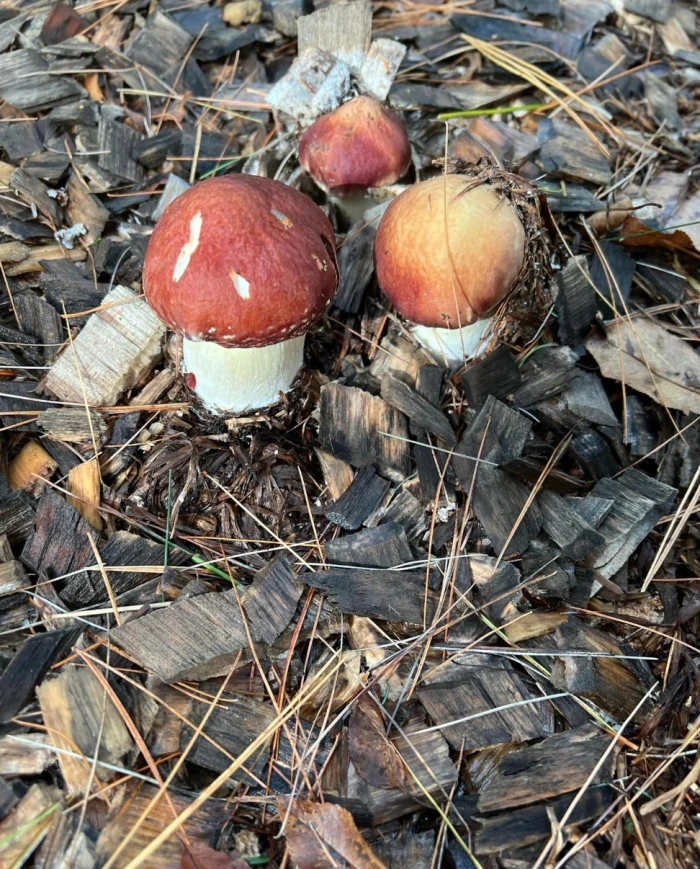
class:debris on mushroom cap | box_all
[374,173,526,330]
[299,96,411,195]
[143,175,338,349]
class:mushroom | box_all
[374,173,527,369]
[299,96,411,195]
[143,175,338,413]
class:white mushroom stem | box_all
[182,335,305,414]
[411,318,492,371]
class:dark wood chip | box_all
[475,785,615,854]
[554,256,597,346]
[538,490,605,560]
[478,724,613,811]
[0,626,82,724]
[319,382,411,477]
[325,522,413,568]
[303,567,438,625]
[461,345,522,408]
[325,466,391,531]
[380,374,455,445]
[418,657,554,752]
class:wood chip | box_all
[8,440,58,495]
[0,783,62,868]
[67,458,102,530]
[475,785,615,855]
[551,618,655,721]
[325,466,390,530]
[315,447,354,501]
[460,345,522,409]
[0,626,82,725]
[37,663,133,797]
[95,783,227,869]
[0,49,85,112]
[325,522,412,568]
[418,657,554,752]
[21,488,94,581]
[37,407,107,444]
[477,724,613,811]
[112,555,301,682]
[319,382,411,478]
[380,374,455,445]
[0,733,53,777]
[454,396,541,555]
[42,285,166,406]
[304,567,438,625]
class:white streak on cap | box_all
[173,211,202,283]
[230,270,250,299]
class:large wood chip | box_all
[43,286,166,407]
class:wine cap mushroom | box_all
[144,175,338,413]
[299,96,411,195]
[375,173,526,367]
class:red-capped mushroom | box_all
[375,173,526,368]
[299,96,411,195]
[143,175,338,413]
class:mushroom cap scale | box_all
[143,175,338,349]
[375,174,526,330]
[299,96,411,194]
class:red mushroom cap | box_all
[143,175,338,348]
[375,174,526,329]
[299,96,411,195]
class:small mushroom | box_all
[299,96,411,195]
[374,174,526,369]
[143,175,338,413]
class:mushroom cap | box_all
[375,174,525,329]
[143,175,338,348]
[299,96,411,195]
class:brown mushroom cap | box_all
[143,175,338,348]
[374,174,526,329]
[299,96,411,195]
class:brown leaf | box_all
[348,695,406,789]
[181,844,248,869]
[279,798,388,869]
[585,318,700,414]
[619,215,697,253]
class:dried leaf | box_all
[620,215,697,253]
[181,844,247,869]
[280,799,388,869]
[585,318,700,414]
[348,695,406,789]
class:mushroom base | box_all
[182,335,305,414]
[412,319,491,370]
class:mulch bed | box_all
[0,0,699,867]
